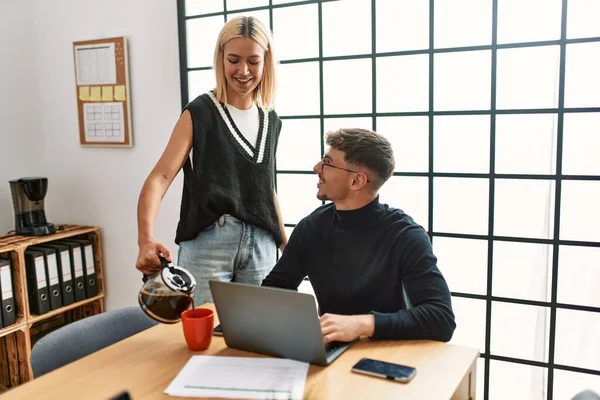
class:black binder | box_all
[24,250,50,315]
[0,258,16,326]
[53,241,86,302]
[29,246,63,311]
[60,239,97,298]
[32,244,74,307]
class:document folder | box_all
[0,259,17,326]
[54,240,86,302]
[24,249,50,315]
[29,246,63,310]
[60,239,97,298]
[35,244,74,306]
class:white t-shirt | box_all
[226,103,260,148]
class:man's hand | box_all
[320,313,375,344]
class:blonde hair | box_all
[213,16,277,109]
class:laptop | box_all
[209,280,356,366]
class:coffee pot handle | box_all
[141,254,170,282]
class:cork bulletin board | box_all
[72,36,133,147]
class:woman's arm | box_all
[136,110,193,274]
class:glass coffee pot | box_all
[138,255,196,324]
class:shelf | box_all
[0,224,105,389]
[0,224,97,249]
[28,293,105,325]
[0,319,26,339]
[0,244,18,253]
[0,383,9,395]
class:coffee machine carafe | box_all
[9,177,55,236]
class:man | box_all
[262,128,456,343]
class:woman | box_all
[135,16,286,306]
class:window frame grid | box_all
[485,0,498,395]
[177,1,600,398]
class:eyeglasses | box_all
[318,158,370,182]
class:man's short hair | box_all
[326,128,395,189]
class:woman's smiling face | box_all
[223,37,265,107]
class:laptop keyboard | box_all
[325,341,347,357]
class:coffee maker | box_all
[9,177,55,236]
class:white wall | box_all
[0,0,183,311]
[0,0,44,230]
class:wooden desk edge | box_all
[1,303,480,400]
[451,351,480,400]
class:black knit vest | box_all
[174,92,283,247]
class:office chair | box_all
[572,390,600,400]
[30,306,158,378]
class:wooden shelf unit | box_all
[0,224,105,390]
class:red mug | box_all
[181,308,214,351]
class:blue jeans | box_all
[177,214,277,307]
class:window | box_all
[178,1,600,398]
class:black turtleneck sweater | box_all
[262,197,456,342]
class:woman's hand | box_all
[135,239,172,275]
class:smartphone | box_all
[351,358,417,383]
[213,323,223,336]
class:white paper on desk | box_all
[165,355,309,399]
